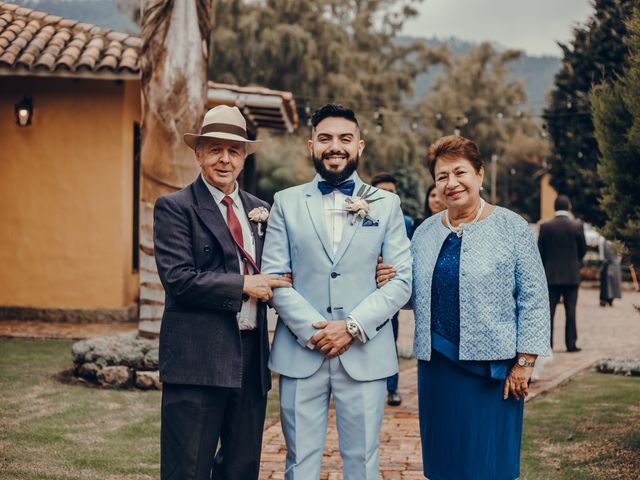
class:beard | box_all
[312,150,360,185]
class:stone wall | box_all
[72,332,161,389]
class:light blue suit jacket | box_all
[412,207,551,361]
[262,174,413,381]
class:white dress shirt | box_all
[322,180,349,255]
[202,175,258,330]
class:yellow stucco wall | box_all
[540,173,558,221]
[0,76,140,309]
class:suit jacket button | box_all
[331,272,338,279]
[326,306,332,313]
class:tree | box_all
[502,131,551,222]
[209,1,442,112]
[545,0,636,226]
[208,0,444,219]
[253,131,314,203]
[138,0,212,335]
[591,8,640,267]
[417,43,549,220]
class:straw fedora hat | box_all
[184,105,262,155]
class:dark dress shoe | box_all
[387,391,402,406]
[567,347,582,353]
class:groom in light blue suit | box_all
[261,104,412,479]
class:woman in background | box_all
[414,184,446,230]
[424,184,446,218]
[599,236,622,306]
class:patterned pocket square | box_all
[362,218,379,227]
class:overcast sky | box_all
[402,0,594,56]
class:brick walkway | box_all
[0,319,136,339]
[1,288,638,479]
[259,287,640,479]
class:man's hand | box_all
[376,256,397,288]
[243,274,292,302]
[503,364,534,401]
[311,321,353,358]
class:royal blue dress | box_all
[418,232,524,480]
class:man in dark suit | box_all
[370,172,413,407]
[153,105,291,480]
[537,195,587,352]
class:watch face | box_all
[518,357,534,367]
[347,321,358,336]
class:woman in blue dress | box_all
[410,135,550,479]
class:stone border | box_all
[594,357,640,376]
[0,304,139,323]
[72,332,161,389]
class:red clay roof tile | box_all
[0,1,140,78]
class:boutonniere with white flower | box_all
[345,185,383,225]
[248,207,269,236]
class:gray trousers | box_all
[279,356,386,480]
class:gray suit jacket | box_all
[153,176,271,393]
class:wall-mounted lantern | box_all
[15,96,33,127]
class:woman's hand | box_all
[376,256,397,288]
[503,364,533,401]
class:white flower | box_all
[346,197,370,214]
[345,196,373,224]
[248,207,269,223]
[248,207,269,235]
[344,185,383,225]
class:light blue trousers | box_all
[279,356,386,480]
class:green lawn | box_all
[1,338,639,479]
[521,371,640,480]
[0,338,160,480]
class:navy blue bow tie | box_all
[317,179,355,196]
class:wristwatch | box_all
[517,355,536,368]
[346,318,360,338]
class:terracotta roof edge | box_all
[0,2,140,45]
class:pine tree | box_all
[545,0,635,226]
[591,8,640,267]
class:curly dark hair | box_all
[310,103,359,130]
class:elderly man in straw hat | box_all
[153,105,292,480]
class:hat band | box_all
[200,123,248,139]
